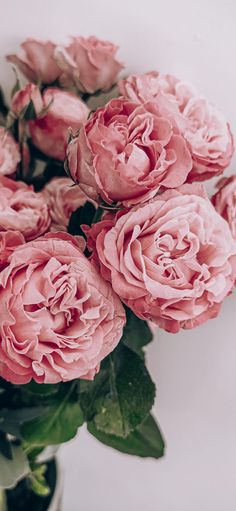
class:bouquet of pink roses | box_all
[0,34,235,510]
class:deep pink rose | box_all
[0,230,25,271]
[0,127,20,176]
[6,39,62,84]
[11,83,44,117]
[212,175,236,240]
[55,35,123,93]
[67,97,192,207]
[119,72,234,181]
[0,176,50,240]
[85,184,236,333]
[29,88,89,161]
[42,177,92,232]
[0,232,126,384]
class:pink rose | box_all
[119,72,181,104]
[212,175,236,240]
[6,39,62,84]
[11,83,44,118]
[119,72,234,181]
[85,184,236,333]
[0,176,50,240]
[42,177,92,232]
[0,127,20,176]
[55,35,123,93]
[29,88,89,161]
[0,230,25,271]
[67,97,192,207]
[0,232,126,384]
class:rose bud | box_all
[29,88,89,161]
[55,35,123,93]
[6,38,62,84]
[11,83,44,118]
[0,127,20,176]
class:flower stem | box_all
[92,206,103,224]
[0,490,7,511]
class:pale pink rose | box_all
[11,83,44,118]
[0,232,126,384]
[212,175,236,240]
[29,88,89,161]
[119,72,181,104]
[42,177,92,232]
[0,230,25,271]
[0,176,50,240]
[85,184,236,333]
[119,72,234,181]
[0,127,20,176]
[55,35,123,94]
[6,39,62,84]
[67,97,192,207]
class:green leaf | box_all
[88,413,165,459]
[20,100,37,121]
[10,69,21,99]
[121,308,153,359]
[68,201,96,237]
[43,159,66,181]
[0,432,13,461]
[37,97,54,119]
[23,382,59,397]
[94,347,156,438]
[0,445,29,489]
[21,382,84,447]
[84,84,120,110]
[0,407,49,439]
[29,464,51,497]
[0,87,8,117]
[80,368,109,421]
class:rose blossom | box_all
[55,35,123,93]
[119,72,234,181]
[42,177,92,232]
[11,83,44,118]
[85,184,236,333]
[0,231,25,271]
[29,87,89,161]
[0,176,50,240]
[6,39,62,84]
[67,97,192,207]
[212,175,236,240]
[0,232,126,384]
[119,72,182,104]
[0,127,20,176]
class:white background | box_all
[1,1,236,509]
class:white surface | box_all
[1,1,236,509]
[59,295,236,511]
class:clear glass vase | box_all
[0,454,62,511]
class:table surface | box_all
[1,1,236,509]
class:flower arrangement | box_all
[0,34,235,510]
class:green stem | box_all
[0,490,7,511]
[92,206,103,224]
